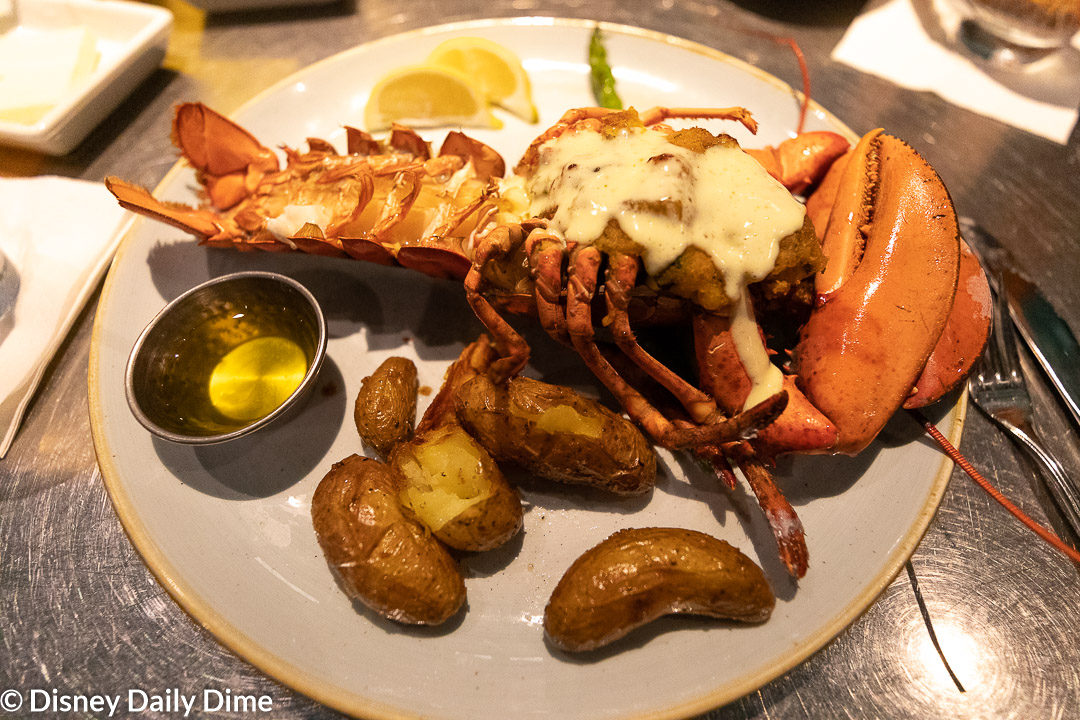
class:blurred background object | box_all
[952,0,1080,61]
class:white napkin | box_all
[0,176,131,457]
[833,0,1080,144]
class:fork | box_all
[967,272,1080,541]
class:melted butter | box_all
[522,125,801,409]
[208,336,308,421]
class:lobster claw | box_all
[804,131,993,413]
[793,130,962,455]
[693,311,838,457]
[904,237,992,408]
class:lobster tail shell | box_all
[172,103,279,210]
[104,103,505,284]
[104,177,223,240]
[794,132,960,455]
[439,131,506,181]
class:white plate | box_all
[88,18,963,720]
[0,0,172,155]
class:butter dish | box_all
[0,0,172,155]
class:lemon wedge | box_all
[364,64,502,131]
[427,37,538,124]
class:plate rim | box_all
[88,16,965,720]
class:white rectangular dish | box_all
[0,0,172,155]
[183,0,337,13]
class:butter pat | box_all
[0,26,100,125]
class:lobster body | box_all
[105,103,992,579]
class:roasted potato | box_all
[311,454,465,625]
[387,337,522,552]
[544,528,775,651]
[391,423,522,552]
[455,375,656,495]
[354,357,418,457]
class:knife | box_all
[961,217,1080,433]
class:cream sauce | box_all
[730,290,784,409]
[520,125,803,410]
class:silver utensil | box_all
[967,272,1080,540]
[0,248,17,321]
[961,218,1080,434]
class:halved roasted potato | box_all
[311,454,465,625]
[456,375,657,495]
[391,422,522,552]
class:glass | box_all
[953,0,1080,62]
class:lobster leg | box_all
[691,440,808,578]
[740,457,809,579]
[689,312,811,577]
[465,225,532,381]
[637,106,759,135]
[605,253,718,424]
[525,229,571,345]
[693,442,739,491]
[565,246,789,450]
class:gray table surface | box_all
[2,0,1079,717]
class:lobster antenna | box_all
[728,24,812,135]
[910,409,1080,565]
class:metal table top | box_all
[2,0,1078,717]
